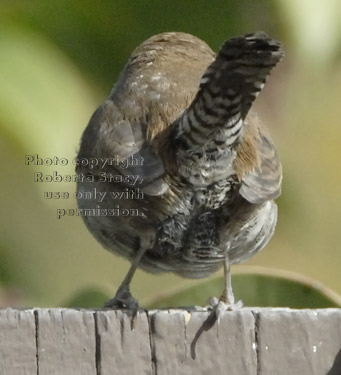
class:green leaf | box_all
[145,268,341,309]
[62,287,111,308]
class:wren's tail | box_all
[175,32,284,150]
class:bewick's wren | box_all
[76,32,283,314]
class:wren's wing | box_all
[77,100,168,196]
[239,128,282,204]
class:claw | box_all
[206,255,243,322]
[104,283,140,329]
[206,296,243,324]
[104,283,138,309]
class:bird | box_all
[76,31,283,314]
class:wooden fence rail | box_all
[0,308,340,375]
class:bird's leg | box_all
[208,256,243,320]
[104,245,147,311]
[220,255,236,305]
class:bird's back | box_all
[76,32,283,279]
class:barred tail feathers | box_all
[177,32,284,149]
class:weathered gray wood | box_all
[37,309,96,375]
[149,309,256,375]
[0,309,37,375]
[0,308,340,375]
[255,308,341,375]
[95,310,152,375]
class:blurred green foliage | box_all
[0,0,340,308]
[145,269,341,309]
[63,268,341,309]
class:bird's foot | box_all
[104,283,139,312]
[208,296,243,312]
[104,284,140,328]
[206,296,243,323]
